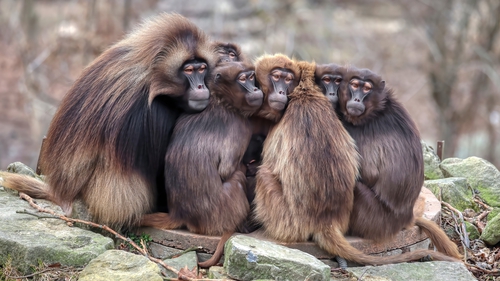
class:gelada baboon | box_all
[0,13,217,229]
[244,54,300,174]
[240,54,301,231]
[253,56,460,265]
[336,66,461,259]
[140,60,263,267]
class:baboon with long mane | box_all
[0,13,217,229]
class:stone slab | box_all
[139,187,440,259]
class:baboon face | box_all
[180,60,211,112]
[267,68,296,111]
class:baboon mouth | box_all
[269,100,286,110]
[347,106,364,117]
[247,91,264,107]
[188,98,210,111]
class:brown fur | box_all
[336,66,461,260]
[140,61,263,267]
[212,41,247,64]
[0,13,217,229]
[253,56,460,265]
[413,192,463,259]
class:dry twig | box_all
[17,192,206,280]
[441,201,470,251]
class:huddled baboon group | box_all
[0,13,462,268]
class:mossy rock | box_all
[440,157,500,207]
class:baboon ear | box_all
[214,73,222,83]
[380,80,386,91]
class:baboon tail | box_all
[314,226,461,266]
[415,217,462,260]
[0,172,52,201]
[198,231,233,268]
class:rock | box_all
[208,266,232,279]
[161,251,198,278]
[424,177,475,211]
[421,141,444,180]
[6,162,42,180]
[0,187,114,274]
[348,261,476,281]
[440,157,500,207]
[487,207,500,222]
[480,213,500,246]
[464,221,480,240]
[79,250,162,281]
[149,242,183,260]
[223,235,330,281]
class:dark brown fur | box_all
[337,66,461,259]
[253,56,460,265]
[212,41,247,64]
[0,13,217,229]
[140,61,263,267]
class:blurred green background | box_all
[0,0,499,169]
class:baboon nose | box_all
[198,85,203,89]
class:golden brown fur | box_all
[413,192,462,259]
[253,56,460,265]
[0,13,217,229]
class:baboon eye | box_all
[334,78,342,85]
[363,83,372,94]
[322,76,331,84]
[184,66,194,74]
[350,80,359,90]
[238,74,247,82]
[229,52,236,58]
[198,64,206,73]
[248,73,255,81]
[285,74,293,84]
[272,74,280,81]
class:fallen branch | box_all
[465,263,500,276]
[473,198,492,211]
[441,201,470,251]
[475,210,490,233]
[17,192,203,280]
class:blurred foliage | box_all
[0,0,498,169]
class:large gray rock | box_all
[79,250,163,281]
[6,162,42,180]
[348,261,476,281]
[0,186,114,273]
[223,235,330,281]
[440,157,500,207]
[424,177,475,211]
[161,251,198,278]
[480,213,500,246]
[421,141,445,180]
